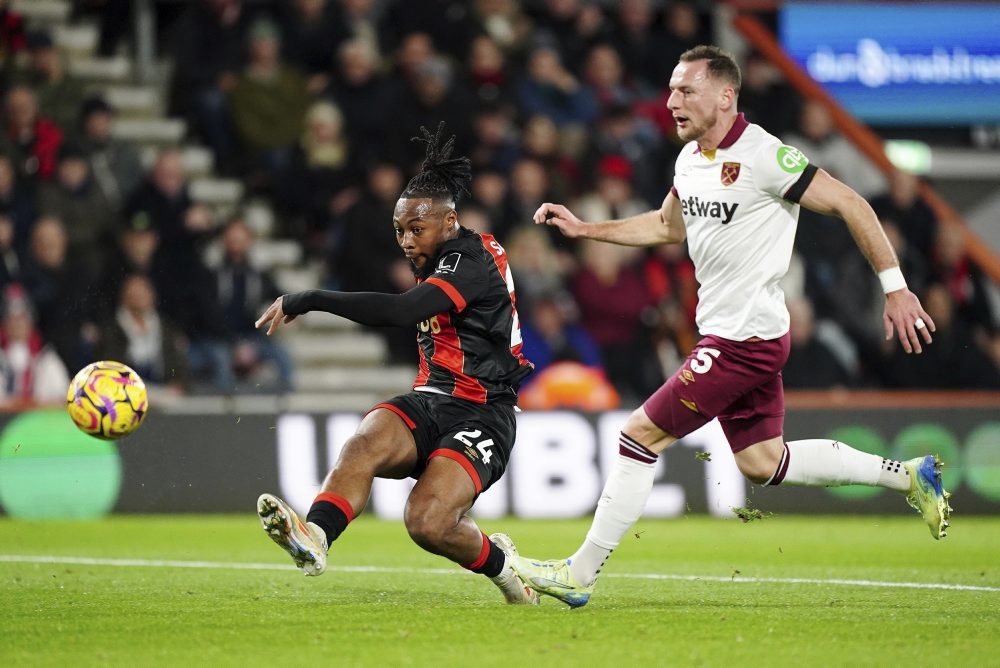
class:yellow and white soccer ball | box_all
[66,361,149,440]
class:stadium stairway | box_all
[14,0,414,412]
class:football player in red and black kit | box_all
[254,123,538,605]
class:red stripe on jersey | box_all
[370,402,416,429]
[425,277,466,311]
[430,448,483,494]
[480,234,532,369]
[430,312,488,403]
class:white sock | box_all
[774,439,910,492]
[569,433,658,586]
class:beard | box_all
[677,109,718,143]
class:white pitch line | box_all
[1,554,997,593]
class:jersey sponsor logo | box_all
[680,196,739,224]
[777,145,809,173]
[436,252,461,273]
[721,161,741,186]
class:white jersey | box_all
[671,114,815,341]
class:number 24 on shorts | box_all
[453,430,494,463]
[690,347,721,374]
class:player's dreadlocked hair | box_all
[402,122,472,206]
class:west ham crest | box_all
[721,162,741,186]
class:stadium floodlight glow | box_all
[884,140,933,175]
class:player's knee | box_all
[736,457,779,485]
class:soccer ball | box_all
[66,361,149,440]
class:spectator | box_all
[875,283,1000,389]
[277,99,361,251]
[573,154,648,224]
[211,216,294,392]
[20,216,97,369]
[571,239,661,402]
[583,103,666,207]
[505,157,553,239]
[384,31,436,100]
[13,30,88,132]
[167,0,251,175]
[332,38,391,166]
[0,150,35,256]
[469,104,519,173]
[932,222,996,339]
[229,17,312,192]
[526,0,610,67]
[385,55,474,167]
[2,85,63,187]
[517,45,599,130]
[609,0,675,89]
[336,0,383,62]
[278,0,348,87]
[581,43,643,111]
[870,169,939,262]
[504,225,568,316]
[124,149,215,285]
[123,148,224,370]
[100,273,189,395]
[74,96,144,209]
[97,219,162,318]
[739,51,799,139]
[783,98,885,198]
[331,163,414,364]
[520,113,578,202]
[37,143,117,280]
[465,34,517,111]
[471,0,531,55]
[0,215,20,291]
[782,296,854,389]
[0,0,26,76]
[643,241,698,369]
[468,166,512,233]
[0,284,69,406]
[520,292,602,378]
[382,0,475,61]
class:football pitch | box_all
[2,514,998,666]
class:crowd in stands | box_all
[0,0,997,407]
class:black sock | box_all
[465,533,506,578]
[306,492,353,547]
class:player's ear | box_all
[719,85,736,112]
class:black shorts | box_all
[372,391,517,495]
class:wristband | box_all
[878,267,907,294]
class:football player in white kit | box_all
[512,45,951,608]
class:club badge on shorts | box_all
[721,162,741,186]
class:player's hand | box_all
[533,203,587,238]
[883,288,934,354]
[255,296,297,336]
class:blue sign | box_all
[780,3,1000,125]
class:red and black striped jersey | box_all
[413,227,533,404]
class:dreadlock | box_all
[402,122,472,206]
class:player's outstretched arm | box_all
[255,282,455,336]
[533,194,685,247]
[798,168,934,354]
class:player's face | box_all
[393,197,458,270]
[667,59,725,142]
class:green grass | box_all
[1,515,998,666]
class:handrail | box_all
[731,13,1000,286]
